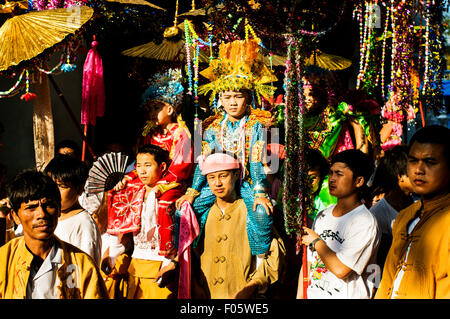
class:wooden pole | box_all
[47,74,97,160]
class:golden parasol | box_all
[0,6,94,71]
[104,0,166,11]
[121,0,210,62]
[121,27,211,62]
[262,49,352,70]
[0,0,27,14]
[178,0,203,16]
[306,49,352,71]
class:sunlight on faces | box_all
[328,162,364,199]
[136,152,166,188]
[206,170,239,200]
[220,91,250,121]
[12,198,60,241]
[407,142,450,199]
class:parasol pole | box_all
[81,123,88,162]
[47,74,97,160]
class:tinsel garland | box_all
[386,1,416,124]
[282,35,313,236]
[355,1,379,96]
[421,0,446,113]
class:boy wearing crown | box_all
[176,39,277,256]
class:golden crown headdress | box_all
[198,38,277,105]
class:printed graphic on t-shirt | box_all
[309,229,345,296]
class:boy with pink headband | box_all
[188,152,284,299]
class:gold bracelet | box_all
[185,187,200,198]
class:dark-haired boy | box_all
[369,145,414,271]
[376,125,450,299]
[104,144,183,299]
[0,170,108,299]
[297,149,380,299]
[44,155,101,266]
[191,152,285,299]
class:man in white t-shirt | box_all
[44,155,101,266]
[297,149,380,299]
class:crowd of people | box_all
[0,39,449,299]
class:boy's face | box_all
[54,180,80,212]
[398,174,414,196]
[220,91,249,121]
[147,101,174,127]
[136,153,166,187]
[206,170,239,200]
[12,197,60,242]
[407,142,450,199]
[328,162,363,199]
[308,166,321,194]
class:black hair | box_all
[306,148,330,190]
[0,121,4,134]
[43,154,88,194]
[371,145,409,194]
[331,149,374,200]
[55,139,81,159]
[7,169,61,213]
[136,144,169,166]
[408,125,450,166]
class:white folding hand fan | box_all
[86,152,129,194]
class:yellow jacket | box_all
[0,236,109,299]
[375,193,450,299]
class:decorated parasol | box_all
[306,49,352,71]
[0,5,96,169]
[121,0,210,62]
[260,49,352,70]
[104,0,166,11]
[0,6,94,72]
[0,0,27,13]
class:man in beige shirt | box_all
[191,152,285,299]
[0,170,108,299]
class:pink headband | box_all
[198,153,240,175]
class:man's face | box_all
[13,197,60,242]
[328,162,362,199]
[220,91,249,121]
[407,142,450,199]
[136,153,166,187]
[206,170,239,200]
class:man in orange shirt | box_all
[375,125,450,299]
